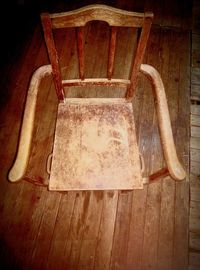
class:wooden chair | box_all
[8,4,186,190]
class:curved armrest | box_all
[8,65,52,182]
[140,64,186,180]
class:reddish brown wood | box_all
[149,167,169,182]
[126,13,153,100]
[108,27,117,79]
[49,98,143,190]
[76,27,85,80]
[40,13,65,101]
[41,7,153,100]
[50,5,145,28]
[62,78,130,87]
[0,5,191,268]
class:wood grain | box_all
[108,27,117,79]
[0,2,190,269]
[41,13,65,101]
[8,65,52,182]
[189,23,200,267]
[140,63,186,180]
[126,14,153,99]
[173,30,190,270]
[76,27,85,80]
[50,5,152,28]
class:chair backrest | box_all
[41,4,153,102]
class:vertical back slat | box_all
[76,27,85,80]
[108,27,117,79]
[41,13,65,101]
[41,7,153,97]
[126,14,153,100]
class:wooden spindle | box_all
[126,13,153,100]
[41,13,65,101]
[76,27,85,80]
[108,27,117,80]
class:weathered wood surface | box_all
[108,27,117,79]
[193,0,200,34]
[76,27,85,80]
[16,3,185,188]
[126,14,153,99]
[191,33,200,101]
[49,99,143,190]
[189,106,200,267]
[140,64,186,180]
[0,7,190,270]
[42,4,153,105]
[49,4,151,28]
[189,2,200,268]
[41,13,65,101]
[47,0,192,30]
[8,65,52,182]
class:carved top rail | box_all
[41,5,153,101]
[47,5,153,28]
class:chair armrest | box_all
[140,64,186,180]
[8,65,52,182]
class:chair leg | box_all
[140,64,186,181]
[8,65,52,182]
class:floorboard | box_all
[189,0,200,268]
[0,1,191,269]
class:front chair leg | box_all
[140,64,186,181]
[8,65,52,182]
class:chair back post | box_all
[126,13,153,101]
[41,5,153,100]
[41,13,65,101]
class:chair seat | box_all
[49,98,143,190]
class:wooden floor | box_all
[189,1,200,269]
[0,1,191,269]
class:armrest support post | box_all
[8,65,52,182]
[140,64,186,181]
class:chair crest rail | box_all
[47,5,153,28]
